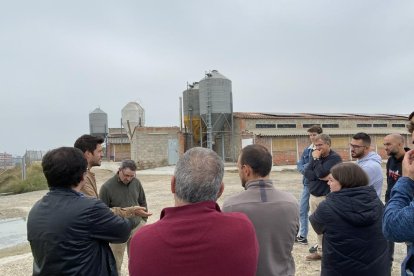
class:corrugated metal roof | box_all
[233,112,408,120]
[107,137,130,143]
[248,128,410,137]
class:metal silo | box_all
[199,70,233,150]
[89,107,108,138]
[121,102,145,139]
[183,82,206,147]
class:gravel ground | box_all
[0,164,405,275]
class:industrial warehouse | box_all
[88,70,411,169]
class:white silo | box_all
[121,102,145,139]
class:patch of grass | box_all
[0,163,47,194]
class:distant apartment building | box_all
[0,152,13,168]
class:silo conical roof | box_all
[91,107,106,114]
[89,107,108,137]
[203,69,229,80]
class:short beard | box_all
[388,151,397,157]
[351,153,362,159]
[241,178,247,189]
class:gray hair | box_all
[120,159,137,171]
[315,133,331,146]
[174,147,224,203]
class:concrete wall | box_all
[131,127,181,169]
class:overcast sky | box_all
[1,1,413,155]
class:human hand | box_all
[319,175,329,181]
[312,150,321,159]
[132,206,152,217]
[402,149,414,181]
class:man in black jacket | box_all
[27,147,131,276]
[304,134,342,261]
[384,134,409,202]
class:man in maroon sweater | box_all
[129,147,259,276]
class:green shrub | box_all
[0,164,47,194]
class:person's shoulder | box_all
[368,152,383,164]
[314,197,331,213]
[329,150,341,158]
[133,222,156,235]
[131,177,143,186]
[223,191,245,207]
[395,177,414,190]
[273,189,299,204]
[28,198,43,215]
[130,221,160,244]
[82,195,103,206]
[220,210,252,225]
[218,212,256,238]
[101,174,118,187]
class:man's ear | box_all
[217,182,224,199]
[171,176,176,194]
[242,164,251,178]
[84,151,91,160]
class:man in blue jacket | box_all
[27,147,131,276]
[383,111,414,276]
[296,125,322,245]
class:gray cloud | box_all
[1,0,413,154]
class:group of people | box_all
[27,135,151,275]
[26,111,414,276]
[26,133,300,276]
[295,112,414,276]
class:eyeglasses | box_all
[349,143,366,149]
[120,169,135,178]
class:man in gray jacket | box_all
[350,132,383,197]
[223,144,299,276]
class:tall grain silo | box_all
[121,102,145,139]
[183,82,206,147]
[199,70,233,151]
[89,107,108,138]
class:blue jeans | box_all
[298,184,310,238]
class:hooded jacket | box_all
[357,152,383,198]
[309,186,389,276]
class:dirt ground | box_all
[0,165,405,275]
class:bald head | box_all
[386,134,404,144]
[383,134,405,158]
[409,111,414,143]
